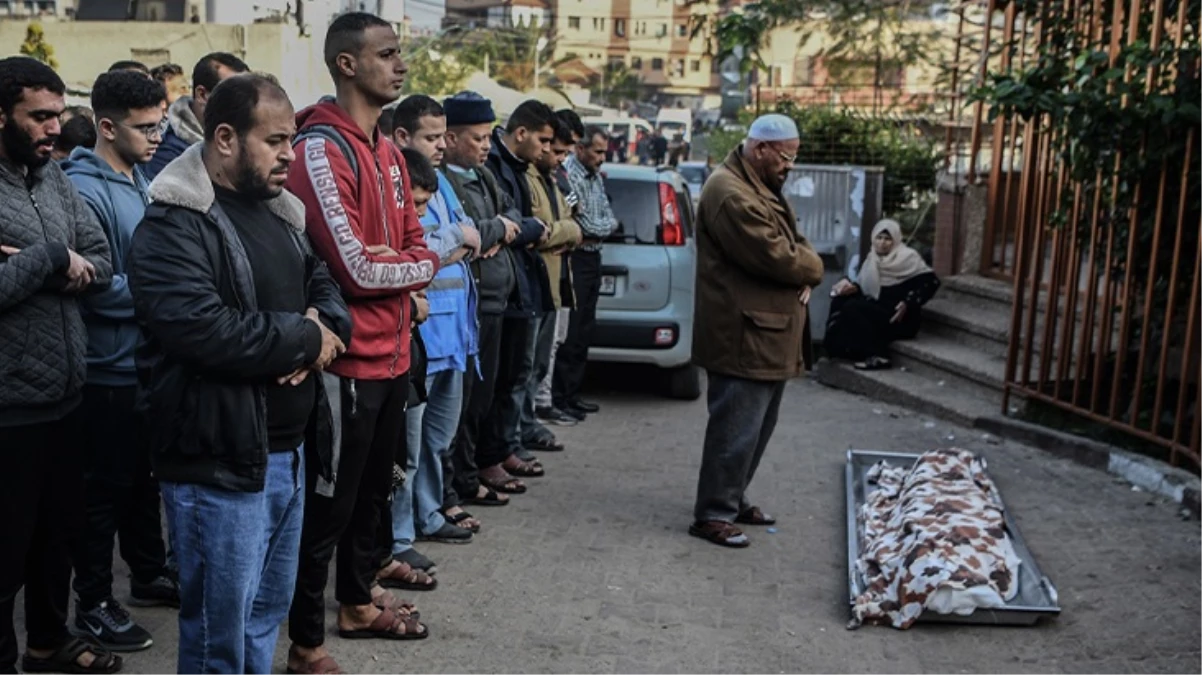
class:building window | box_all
[691,59,701,72]
[671,59,684,77]
[632,56,643,70]
[565,52,578,60]
[656,23,667,38]
[568,16,580,29]
[592,17,606,31]
[652,58,664,71]
[792,55,814,86]
[614,18,626,37]
[608,56,625,69]
[676,24,688,38]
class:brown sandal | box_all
[376,561,438,592]
[338,607,429,641]
[286,655,344,674]
[480,465,526,494]
[688,520,750,548]
[502,455,544,477]
[371,584,419,618]
[735,506,777,526]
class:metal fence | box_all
[961,0,1200,468]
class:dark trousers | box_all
[692,372,787,523]
[71,385,168,610]
[441,354,478,510]
[478,317,532,469]
[553,249,601,408]
[0,420,83,672]
[452,314,503,500]
[290,373,408,649]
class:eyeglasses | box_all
[118,121,164,141]
[767,144,797,164]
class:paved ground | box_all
[17,372,1202,673]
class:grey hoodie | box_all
[145,96,203,180]
[0,157,113,426]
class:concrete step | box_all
[922,296,1011,356]
[940,274,1015,311]
[889,333,1008,400]
[813,359,1001,429]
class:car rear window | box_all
[603,178,660,244]
[678,165,707,185]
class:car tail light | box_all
[658,182,685,246]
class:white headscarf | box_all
[858,219,931,300]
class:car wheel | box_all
[666,364,702,401]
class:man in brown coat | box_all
[689,114,824,548]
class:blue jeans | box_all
[161,448,305,674]
[392,370,464,551]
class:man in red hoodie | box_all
[284,12,440,673]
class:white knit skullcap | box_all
[747,114,799,142]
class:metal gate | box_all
[960,0,1200,468]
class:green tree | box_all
[691,1,941,94]
[401,38,472,96]
[19,23,59,71]
[589,63,642,108]
[453,24,558,91]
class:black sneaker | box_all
[73,598,153,652]
[536,406,578,426]
[568,399,601,414]
[129,574,180,608]
[417,522,474,545]
[560,406,587,422]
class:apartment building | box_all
[552,0,720,107]
[1,0,72,17]
[444,0,551,29]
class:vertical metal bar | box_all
[1053,181,1085,401]
[1038,141,1071,391]
[968,0,998,185]
[1106,0,1149,421]
[1072,172,1105,407]
[1171,239,1200,459]
[1021,125,1054,389]
[1088,0,1131,414]
[984,1,1018,276]
[1003,118,1040,412]
[1130,160,1169,430]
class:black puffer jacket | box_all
[0,157,113,426]
[128,145,352,493]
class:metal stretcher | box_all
[845,449,1062,627]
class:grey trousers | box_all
[693,371,787,523]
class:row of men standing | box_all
[0,10,619,675]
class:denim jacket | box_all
[418,170,479,376]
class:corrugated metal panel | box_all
[781,164,883,343]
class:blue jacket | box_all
[62,147,151,386]
[418,170,479,375]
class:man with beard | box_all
[689,114,823,548]
[0,56,116,675]
[62,69,178,655]
[286,12,439,673]
[127,74,352,673]
[145,52,249,180]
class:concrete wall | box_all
[2,21,333,109]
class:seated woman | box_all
[825,219,940,370]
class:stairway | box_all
[814,275,1020,427]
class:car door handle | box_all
[601,265,629,276]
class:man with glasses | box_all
[688,114,824,549]
[62,68,178,653]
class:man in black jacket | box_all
[127,74,351,674]
[441,91,544,503]
[483,99,555,481]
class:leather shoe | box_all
[569,399,600,414]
